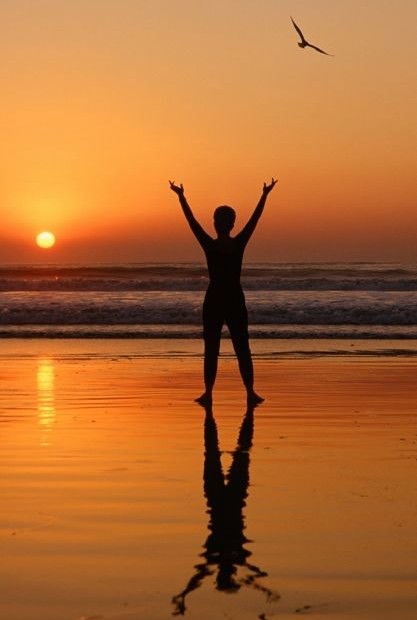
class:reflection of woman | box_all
[169,179,277,405]
[172,405,279,615]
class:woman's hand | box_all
[169,180,184,196]
[263,178,277,195]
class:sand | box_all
[1,339,416,620]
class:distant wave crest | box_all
[1,264,416,339]
[1,263,417,292]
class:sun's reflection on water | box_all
[37,358,56,445]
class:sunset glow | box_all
[0,0,415,263]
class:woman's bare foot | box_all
[247,391,264,406]
[195,392,212,406]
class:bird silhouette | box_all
[291,16,333,56]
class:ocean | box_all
[1,263,416,346]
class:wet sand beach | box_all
[1,340,416,619]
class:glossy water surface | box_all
[1,340,416,619]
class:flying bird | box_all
[291,16,333,56]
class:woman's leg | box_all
[197,295,223,404]
[227,301,263,405]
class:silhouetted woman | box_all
[169,179,277,405]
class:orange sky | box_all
[1,0,416,263]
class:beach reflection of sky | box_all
[1,345,417,620]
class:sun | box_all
[36,231,56,249]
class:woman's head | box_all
[213,205,236,235]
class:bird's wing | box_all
[290,16,306,42]
[307,42,333,56]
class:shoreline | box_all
[1,337,417,360]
